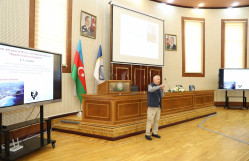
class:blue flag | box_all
[94,44,104,84]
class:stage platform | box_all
[53,90,216,140]
[53,106,216,140]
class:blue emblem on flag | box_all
[99,65,104,80]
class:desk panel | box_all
[82,90,214,125]
[116,101,140,120]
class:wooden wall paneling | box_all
[194,95,206,108]
[112,64,131,80]
[205,94,215,106]
[132,65,147,91]
[140,100,148,116]
[112,64,161,91]
[147,66,162,85]
[116,67,129,80]
[162,95,193,114]
[193,93,214,108]
[84,100,112,122]
[116,100,140,121]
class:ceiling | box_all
[151,0,249,8]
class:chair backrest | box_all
[131,85,138,92]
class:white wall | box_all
[111,0,249,102]
[0,0,111,125]
[0,0,29,46]
[0,0,248,125]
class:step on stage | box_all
[53,88,216,140]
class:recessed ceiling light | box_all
[232,2,239,6]
[198,3,204,7]
[168,0,174,3]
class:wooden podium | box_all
[97,80,131,95]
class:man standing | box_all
[145,75,165,140]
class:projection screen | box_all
[112,4,164,66]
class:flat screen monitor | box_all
[219,68,249,90]
[0,43,62,112]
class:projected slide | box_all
[224,70,249,89]
[0,45,54,107]
[120,14,159,59]
[112,5,164,66]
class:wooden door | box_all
[112,64,131,80]
[112,63,162,91]
[132,65,147,91]
[147,66,162,85]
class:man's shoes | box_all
[152,133,161,138]
[145,135,152,140]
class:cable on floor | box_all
[198,114,249,145]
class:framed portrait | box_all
[80,11,96,39]
[165,34,177,51]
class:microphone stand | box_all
[164,78,171,92]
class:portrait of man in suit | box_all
[81,11,96,38]
[166,34,177,51]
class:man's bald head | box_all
[153,75,160,85]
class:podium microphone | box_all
[164,78,171,92]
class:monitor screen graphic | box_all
[0,43,62,111]
[219,68,249,90]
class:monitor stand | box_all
[10,138,23,152]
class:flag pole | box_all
[77,102,82,116]
[72,38,87,117]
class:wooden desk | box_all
[79,90,215,140]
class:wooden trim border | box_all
[63,0,72,73]
[215,101,247,106]
[29,0,35,48]
[181,17,205,77]
[28,0,72,73]
[221,19,248,68]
